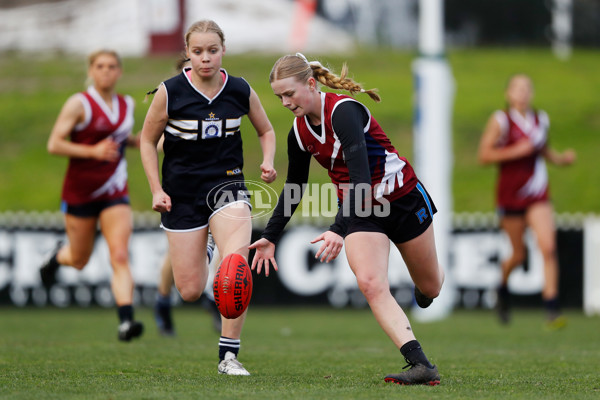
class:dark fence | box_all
[0,212,588,311]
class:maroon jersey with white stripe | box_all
[494,108,549,210]
[292,92,417,203]
[61,86,134,205]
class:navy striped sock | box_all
[207,246,214,264]
[219,336,240,361]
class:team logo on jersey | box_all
[94,116,111,132]
[227,168,242,176]
[202,112,222,139]
[306,145,320,156]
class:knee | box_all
[356,275,387,301]
[414,268,444,299]
[177,284,202,302]
[109,247,129,268]
[420,283,441,299]
[70,255,90,270]
[538,242,557,261]
[510,250,526,266]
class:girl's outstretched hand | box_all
[248,238,278,277]
[311,231,343,263]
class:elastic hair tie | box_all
[295,52,308,63]
[144,86,159,103]
[309,60,328,72]
[296,52,329,72]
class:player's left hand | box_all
[561,148,576,165]
[248,238,278,277]
[311,231,344,263]
[260,162,277,183]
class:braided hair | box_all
[269,53,380,102]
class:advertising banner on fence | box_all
[0,221,585,311]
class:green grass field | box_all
[2,47,599,400]
[1,48,599,214]
[1,307,599,399]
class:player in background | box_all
[140,20,276,375]
[40,49,144,342]
[250,54,443,386]
[478,73,576,329]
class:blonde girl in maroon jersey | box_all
[478,74,576,328]
[250,54,443,385]
[40,49,143,342]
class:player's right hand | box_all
[311,230,343,263]
[152,190,171,213]
[512,138,536,157]
[93,138,120,161]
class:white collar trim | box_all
[303,92,327,144]
[183,67,228,105]
[87,86,119,124]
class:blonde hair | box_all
[176,20,225,71]
[88,49,121,68]
[85,49,121,87]
[147,20,226,101]
[506,73,533,88]
[185,20,225,48]
[269,54,381,102]
[504,73,534,109]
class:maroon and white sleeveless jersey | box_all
[494,108,549,211]
[61,86,134,205]
[292,92,417,203]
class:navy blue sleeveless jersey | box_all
[161,68,250,203]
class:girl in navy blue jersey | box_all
[250,54,443,385]
[140,20,276,375]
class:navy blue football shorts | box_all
[497,207,527,217]
[61,196,130,218]
[345,182,437,244]
[160,181,252,232]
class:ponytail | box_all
[270,53,381,103]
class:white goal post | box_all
[411,0,456,322]
[583,218,600,316]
